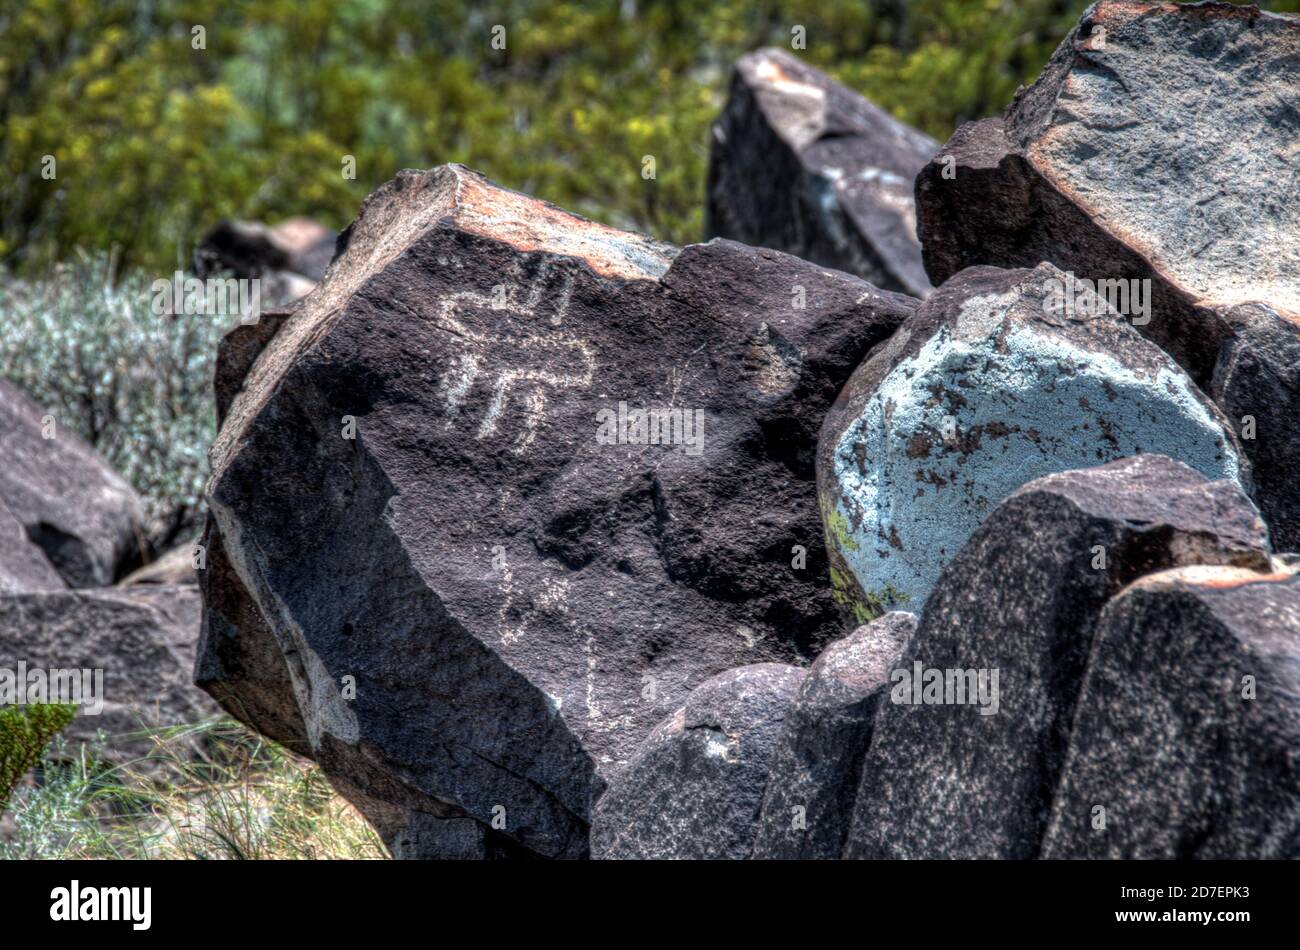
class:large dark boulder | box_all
[589,664,804,859]
[1042,563,1300,858]
[198,164,917,857]
[914,1,1300,546]
[817,263,1246,620]
[0,380,146,587]
[753,611,915,859]
[708,48,937,297]
[844,455,1273,859]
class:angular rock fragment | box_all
[1211,303,1300,551]
[914,1,1300,545]
[200,165,917,857]
[0,498,64,594]
[589,664,803,860]
[753,611,915,860]
[708,48,937,296]
[818,263,1247,618]
[0,380,146,587]
[844,455,1273,859]
[1042,564,1300,859]
[0,586,217,763]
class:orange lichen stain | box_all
[452,170,675,282]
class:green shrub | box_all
[0,250,233,548]
[0,703,76,813]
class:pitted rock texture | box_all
[0,380,146,587]
[817,263,1247,619]
[199,164,917,857]
[1042,563,1300,859]
[1211,303,1300,551]
[753,611,915,859]
[589,664,804,860]
[0,586,217,763]
[844,455,1273,859]
[708,48,938,297]
[916,1,1300,388]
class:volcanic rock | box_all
[708,48,937,296]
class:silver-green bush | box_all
[0,250,233,548]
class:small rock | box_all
[753,611,915,859]
[589,664,804,859]
[817,263,1248,618]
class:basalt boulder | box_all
[844,455,1273,859]
[0,498,65,594]
[914,1,1300,546]
[199,164,917,857]
[818,262,1247,619]
[708,48,937,297]
[1042,563,1300,859]
[753,611,915,860]
[589,664,804,860]
[0,380,146,587]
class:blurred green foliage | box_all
[1,703,76,812]
[3,0,1292,276]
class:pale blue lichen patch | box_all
[827,315,1243,611]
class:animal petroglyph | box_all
[430,262,596,453]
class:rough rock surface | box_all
[1211,303,1300,551]
[708,48,937,297]
[199,164,917,857]
[0,586,217,762]
[753,611,915,859]
[1043,563,1300,859]
[0,498,65,593]
[589,664,804,859]
[914,2,1300,546]
[818,263,1247,618]
[844,455,1273,859]
[0,380,146,587]
[916,1,1299,383]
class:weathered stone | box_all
[753,611,915,859]
[1211,303,1300,550]
[917,1,1299,381]
[0,380,146,587]
[708,48,937,297]
[213,306,295,426]
[589,664,803,859]
[914,1,1300,546]
[0,498,64,594]
[818,263,1247,619]
[200,164,917,857]
[1042,563,1300,859]
[844,455,1273,859]
[0,586,218,763]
